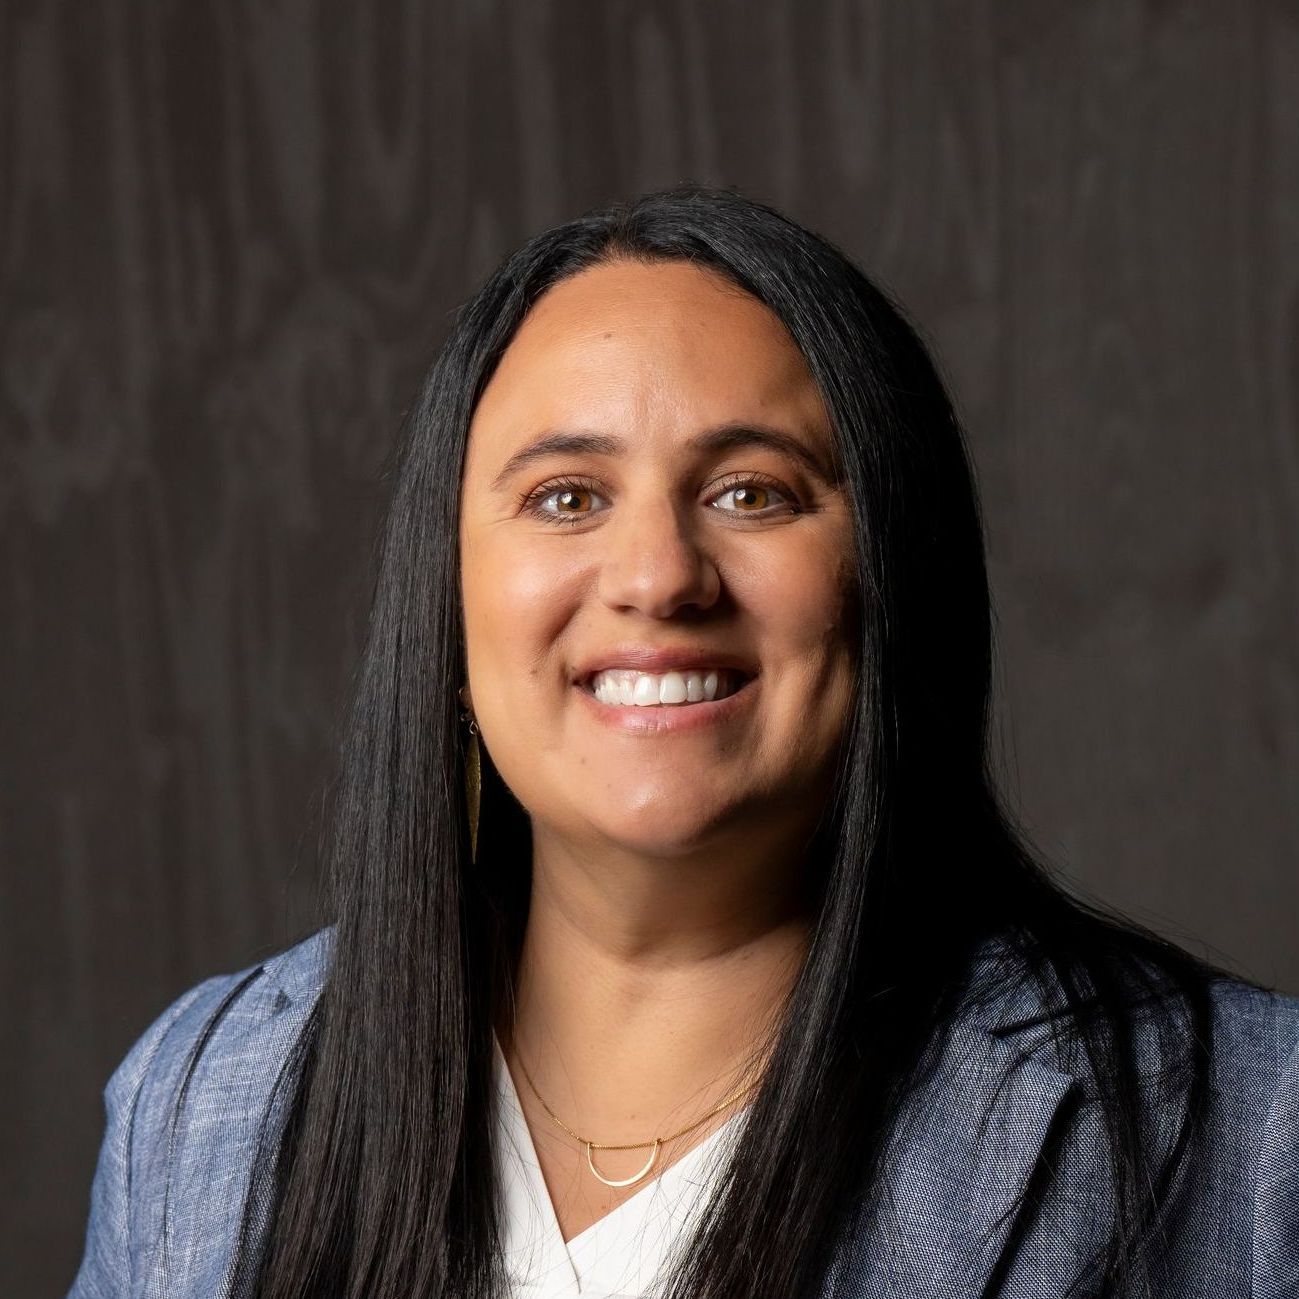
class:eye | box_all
[709,475,801,516]
[520,478,609,524]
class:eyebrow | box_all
[488,422,838,491]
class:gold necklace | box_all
[513,1048,762,1189]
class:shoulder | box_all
[965,931,1299,1093]
[962,936,1299,1294]
[71,928,334,1296]
[1182,974,1299,1187]
[959,937,1299,1179]
[1202,975,1299,1293]
[113,926,334,1129]
[1203,972,1299,1074]
[1135,966,1298,1126]
[940,940,1293,1293]
[1143,972,1299,1293]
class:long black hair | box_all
[237,183,1236,1298]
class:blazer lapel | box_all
[826,1013,1080,1299]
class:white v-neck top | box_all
[492,1036,747,1298]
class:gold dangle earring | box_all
[458,687,480,861]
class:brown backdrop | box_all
[3,2,1297,1292]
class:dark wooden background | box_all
[3,2,1296,1292]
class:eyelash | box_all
[517,472,804,525]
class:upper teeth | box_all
[589,669,738,706]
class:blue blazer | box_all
[69,927,1299,1297]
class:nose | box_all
[596,496,721,618]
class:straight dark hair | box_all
[234,183,1235,1298]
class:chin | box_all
[592,800,748,860]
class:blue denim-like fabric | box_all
[68,927,1299,1297]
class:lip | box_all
[574,672,758,735]
[571,645,759,686]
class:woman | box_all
[71,185,1298,1299]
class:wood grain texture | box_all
[2,1,1295,1290]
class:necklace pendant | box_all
[585,1138,661,1188]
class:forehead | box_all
[468,259,830,446]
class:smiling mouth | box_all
[582,667,753,707]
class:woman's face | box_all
[459,259,858,860]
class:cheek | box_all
[743,535,858,667]
[461,533,587,688]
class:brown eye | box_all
[711,479,799,516]
[731,485,769,511]
[555,488,592,514]
[523,480,610,524]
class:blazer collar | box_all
[823,941,1082,1297]
[824,1017,1078,1296]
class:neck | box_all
[500,825,813,1145]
